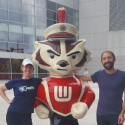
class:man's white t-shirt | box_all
[84,71,89,75]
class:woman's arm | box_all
[0,84,13,104]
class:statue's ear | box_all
[77,39,86,46]
[34,41,40,49]
[82,39,86,45]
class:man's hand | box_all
[118,112,124,124]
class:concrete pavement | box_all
[0,80,99,125]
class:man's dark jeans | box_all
[97,115,123,125]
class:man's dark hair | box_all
[101,50,116,61]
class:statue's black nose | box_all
[59,62,67,67]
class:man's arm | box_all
[42,77,47,81]
[0,84,13,104]
[75,74,92,82]
[118,90,125,124]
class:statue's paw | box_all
[35,105,49,119]
[71,102,88,119]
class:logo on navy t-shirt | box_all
[18,86,34,92]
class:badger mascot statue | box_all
[32,7,95,125]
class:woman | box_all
[0,59,42,125]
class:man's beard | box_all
[103,62,114,70]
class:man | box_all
[84,68,89,75]
[76,50,125,125]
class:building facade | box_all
[79,0,125,75]
[0,0,79,80]
[1,0,125,79]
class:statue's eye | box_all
[72,55,76,59]
[50,55,54,59]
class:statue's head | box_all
[32,8,91,77]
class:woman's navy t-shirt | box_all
[91,69,125,115]
[5,78,42,113]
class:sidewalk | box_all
[0,81,99,125]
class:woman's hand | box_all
[8,99,14,104]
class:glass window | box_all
[0,42,8,52]
[22,0,34,5]
[9,22,22,33]
[0,0,8,10]
[24,44,33,54]
[9,1,22,12]
[35,7,47,18]
[0,31,8,41]
[9,11,22,23]
[66,7,73,17]
[36,36,44,41]
[23,25,34,35]
[24,34,34,45]
[47,10,56,20]
[47,19,56,27]
[0,58,11,80]
[0,58,11,73]
[73,18,79,28]
[35,0,46,8]
[12,73,22,79]
[0,73,11,80]
[36,29,44,36]
[56,13,60,22]
[10,0,22,2]
[117,0,125,30]
[23,14,34,25]
[38,73,49,78]
[0,9,8,20]
[11,58,23,79]
[8,43,24,53]
[0,58,10,80]
[47,0,56,11]
[22,4,34,15]
[9,21,22,26]
[9,32,23,43]
[66,15,73,25]
[73,10,79,19]
[0,20,8,32]
[31,74,38,78]
[38,67,47,73]
[11,58,22,73]
[36,17,46,29]
[33,64,37,74]
[38,66,48,77]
